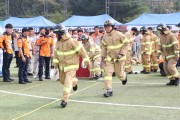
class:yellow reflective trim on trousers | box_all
[165,55,175,60]
[60,64,79,71]
[174,51,180,54]
[107,44,123,50]
[172,73,179,78]
[52,59,59,63]
[141,51,151,55]
[141,42,151,45]
[63,87,71,93]
[157,50,162,53]
[125,65,131,68]
[143,65,151,67]
[101,40,107,46]
[114,55,126,62]
[104,76,112,81]
[105,55,126,62]
[93,54,101,60]
[104,56,112,62]
[167,75,172,79]
[151,64,158,66]
[90,67,101,72]
[56,44,82,56]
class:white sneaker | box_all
[33,75,37,79]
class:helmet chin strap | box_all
[107,27,114,33]
[58,34,62,41]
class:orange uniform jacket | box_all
[17,35,30,58]
[0,36,3,49]
[36,36,54,57]
[3,32,13,54]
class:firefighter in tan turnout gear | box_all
[80,34,102,80]
[124,27,138,74]
[101,19,129,97]
[140,27,152,74]
[148,27,159,72]
[52,24,90,108]
[157,24,180,86]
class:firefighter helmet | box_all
[80,34,89,41]
[53,24,67,36]
[104,19,115,28]
[156,24,167,31]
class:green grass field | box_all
[1,59,180,120]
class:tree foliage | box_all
[0,0,179,23]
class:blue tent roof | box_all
[125,12,180,26]
[0,21,3,27]
[61,14,122,27]
[4,16,56,28]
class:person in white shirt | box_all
[13,31,20,68]
[27,27,36,76]
[133,32,143,63]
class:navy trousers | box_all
[38,56,50,78]
[2,52,13,80]
[18,56,29,82]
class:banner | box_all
[0,49,3,76]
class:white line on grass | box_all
[1,88,180,111]
[11,82,100,120]
[80,80,166,85]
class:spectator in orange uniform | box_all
[36,28,54,81]
[2,24,14,82]
[17,28,32,84]
[90,26,103,46]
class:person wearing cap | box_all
[36,28,54,81]
[148,27,159,72]
[157,23,180,86]
[90,26,103,46]
[17,27,32,84]
[52,24,90,108]
[101,19,129,97]
[140,26,152,74]
[80,34,101,80]
[2,23,14,82]
[124,27,138,74]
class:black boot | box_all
[174,78,180,86]
[160,70,166,76]
[73,84,78,91]
[127,71,133,74]
[39,77,43,81]
[143,71,150,74]
[153,69,158,72]
[140,70,145,73]
[122,74,127,85]
[166,80,175,86]
[60,100,67,108]
[112,72,116,77]
[104,90,113,97]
